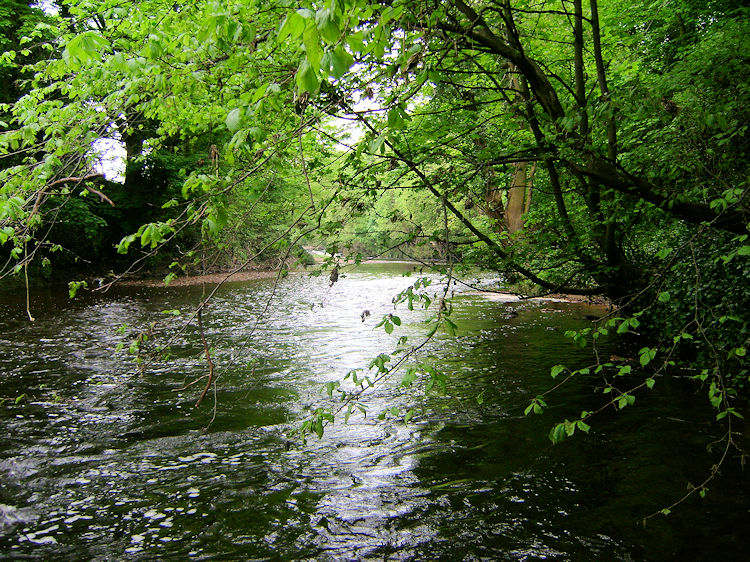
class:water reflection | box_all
[0,264,748,559]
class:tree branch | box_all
[350,109,603,295]
[45,173,114,206]
[570,157,748,234]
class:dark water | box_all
[0,263,747,560]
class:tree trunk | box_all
[505,162,536,233]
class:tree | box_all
[320,0,748,452]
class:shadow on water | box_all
[0,263,748,559]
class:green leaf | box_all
[296,59,319,93]
[313,419,324,438]
[325,381,339,398]
[303,23,322,72]
[346,31,365,53]
[117,233,136,254]
[718,408,744,420]
[550,364,565,378]
[0,226,16,245]
[562,420,575,436]
[63,31,109,65]
[328,47,353,78]
[140,223,165,249]
[617,394,636,409]
[646,378,655,389]
[369,134,385,154]
[657,291,671,303]
[401,368,417,386]
[656,248,673,259]
[316,8,340,43]
[616,365,632,376]
[549,422,567,444]
[68,280,88,299]
[368,354,390,373]
[404,408,414,424]
[639,347,656,366]
[0,226,14,245]
[387,107,405,130]
[226,108,242,132]
[278,11,306,42]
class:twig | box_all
[194,307,215,408]
[172,373,209,392]
[299,117,316,209]
[24,240,34,322]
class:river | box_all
[0,263,747,559]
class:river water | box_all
[0,263,747,559]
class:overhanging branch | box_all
[570,158,748,235]
[46,173,114,206]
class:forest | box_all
[0,0,748,557]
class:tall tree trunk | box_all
[123,132,144,192]
[120,111,150,196]
[505,162,536,233]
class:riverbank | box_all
[117,269,283,288]
[473,290,610,306]
[116,264,610,307]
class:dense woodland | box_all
[0,0,748,503]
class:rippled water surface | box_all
[0,263,748,559]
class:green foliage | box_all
[375,313,401,335]
[67,279,87,299]
[549,417,591,445]
[0,1,48,104]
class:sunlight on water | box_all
[0,263,748,559]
